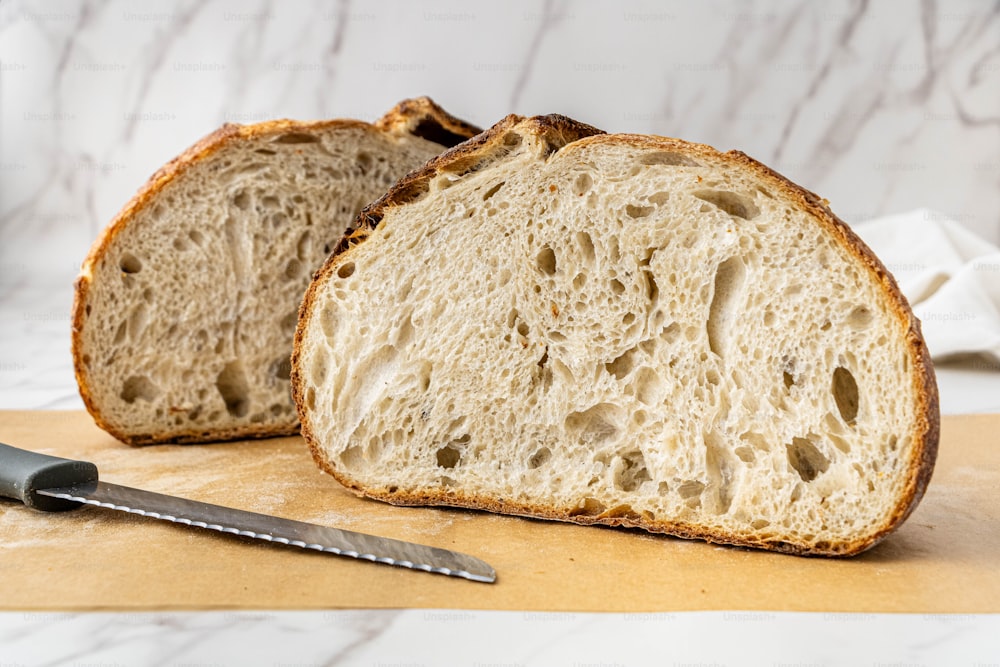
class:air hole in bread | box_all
[573,172,593,196]
[216,360,250,418]
[692,189,760,220]
[832,367,859,424]
[272,132,320,145]
[565,403,622,445]
[356,152,373,174]
[607,236,621,263]
[605,347,637,380]
[639,151,701,167]
[270,212,288,230]
[610,278,625,295]
[340,445,363,469]
[576,231,596,264]
[119,253,142,274]
[297,217,315,240]
[704,431,735,514]
[677,480,704,501]
[281,258,302,280]
[648,191,670,205]
[707,255,747,358]
[528,446,552,469]
[188,230,205,246]
[603,504,640,519]
[660,322,681,345]
[626,204,654,219]
[631,367,665,406]
[502,131,522,147]
[279,311,298,335]
[128,303,149,341]
[828,430,851,455]
[223,217,249,283]
[643,270,660,306]
[536,246,557,275]
[614,450,651,492]
[309,351,328,385]
[112,321,127,345]
[783,371,795,389]
[740,431,770,452]
[337,262,356,279]
[787,437,829,482]
[569,497,606,517]
[435,444,462,469]
[120,375,159,404]
[847,306,873,330]
[271,356,292,381]
[193,329,209,350]
[482,181,505,201]
[319,305,337,341]
[232,191,250,211]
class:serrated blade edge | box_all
[37,481,495,583]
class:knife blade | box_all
[0,441,495,583]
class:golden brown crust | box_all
[291,116,939,557]
[73,99,480,446]
[375,96,483,148]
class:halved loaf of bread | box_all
[73,98,479,445]
[292,114,939,556]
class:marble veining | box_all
[0,610,999,665]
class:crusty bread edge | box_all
[72,98,481,446]
[292,116,939,557]
[374,96,483,149]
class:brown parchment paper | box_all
[0,410,996,612]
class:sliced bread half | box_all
[292,114,939,556]
[73,97,479,445]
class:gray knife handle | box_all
[0,442,98,511]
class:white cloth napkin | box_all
[852,209,1000,362]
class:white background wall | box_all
[1,0,998,291]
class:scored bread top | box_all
[73,98,480,445]
[293,113,939,556]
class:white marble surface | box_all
[1,0,999,664]
[1,610,999,666]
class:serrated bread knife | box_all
[0,441,495,583]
